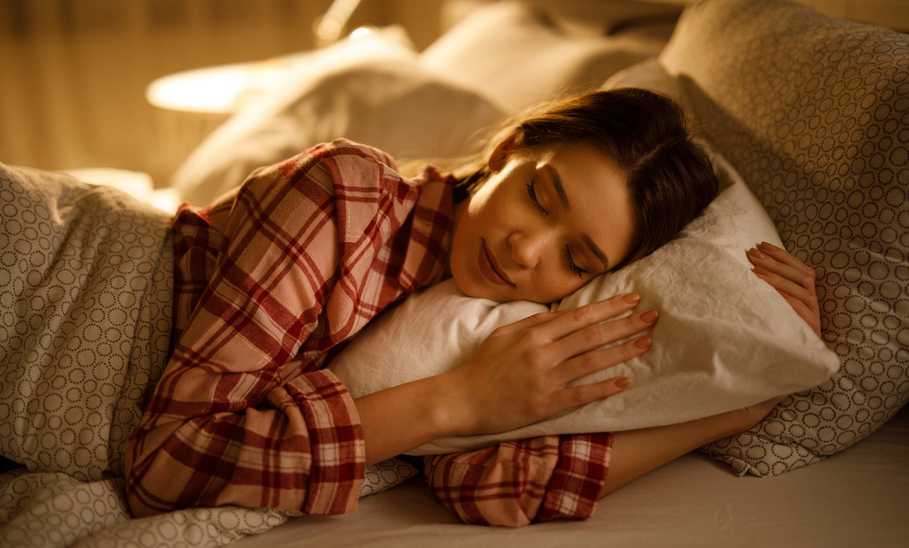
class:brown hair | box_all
[447,88,720,273]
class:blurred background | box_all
[1,0,906,190]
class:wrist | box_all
[354,373,470,465]
[429,370,476,437]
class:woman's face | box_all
[449,140,637,304]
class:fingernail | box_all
[624,293,641,304]
[616,377,631,389]
[759,241,772,250]
[634,335,652,349]
[641,310,659,324]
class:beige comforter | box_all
[0,164,411,547]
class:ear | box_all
[488,132,520,172]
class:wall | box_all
[0,0,371,185]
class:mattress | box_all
[231,404,909,547]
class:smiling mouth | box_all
[482,239,515,287]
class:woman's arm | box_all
[356,375,462,466]
[126,141,410,518]
[422,400,777,527]
[600,423,720,498]
[599,406,759,498]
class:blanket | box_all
[0,164,414,547]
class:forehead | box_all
[544,142,625,184]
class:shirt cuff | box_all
[286,368,366,515]
[535,432,614,523]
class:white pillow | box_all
[420,1,666,114]
[329,141,841,455]
[171,27,505,207]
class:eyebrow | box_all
[545,164,611,270]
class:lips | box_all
[480,238,515,287]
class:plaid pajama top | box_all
[124,139,614,526]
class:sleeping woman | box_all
[125,88,821,525]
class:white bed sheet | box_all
[231,404,909,548]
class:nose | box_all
[508,228,556,270]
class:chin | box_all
[450,267,484,299]
[448,259,498,300]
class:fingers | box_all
[548,308,658,364]
[746,244,816,301]
[746,241,822,337]
[532,292,643,343]
[556,333,652,385]
[746,248,808,290]
[751,265,814,302]
[777,289,822,336]
[557,376,631,411]
[758,242,814,280]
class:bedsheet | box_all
[230,403,909,548]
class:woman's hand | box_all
[746,241,821,337]
[441,293,657,436]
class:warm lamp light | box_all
[146,65,254,114]
[145,26,381,115]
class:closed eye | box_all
[525,177,588,279]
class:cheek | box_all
[534,270,587,303]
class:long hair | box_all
[443,88,720,273]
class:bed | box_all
[1,0,907,546]
[229,405,909,548]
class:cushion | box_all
[360,458,419,498]
[654,0,909,477]
[171,27,505,207]
[329,140,840,455]
[420,1,668,114]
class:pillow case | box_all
[420,1,668,114]
[329,140,840,455]
[171,28,505,207]
[654,0,909,477]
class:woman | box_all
[125,88,821,525]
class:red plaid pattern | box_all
[125,139,614,526]
[423,433,613,527]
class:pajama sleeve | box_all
[423,432,614,527]
[125,143,396,518]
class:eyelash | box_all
[525,178,587,279]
